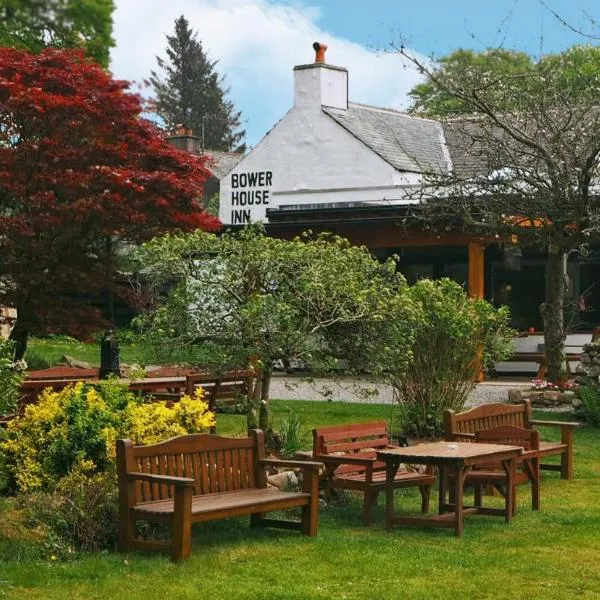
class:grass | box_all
[24,337,188,369]
[1,401,599,599]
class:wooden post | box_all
[467,242,485,299]
[468,242,485,381]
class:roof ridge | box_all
[346,102,441,124]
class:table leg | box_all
[438,464,447,514]
[453,465,466,537]
[385,460,400,530]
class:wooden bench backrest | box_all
[444,402,533,441]
[185,370,255,406]
[313,421,390,475]
[475,425,540,451]
[117,430,265,504]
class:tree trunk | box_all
[246,365,272,432]
[541,246,566,382]
[9,320,28,361]
[258,369,271,431]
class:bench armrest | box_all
[449,432,476,440]
[313,454,375,467]
[126,472,195,487]
[529,420,580,429]
[259,458,323,472]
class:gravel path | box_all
[269,374,531,407]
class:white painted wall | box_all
[219,106,419,224]
[219,58,421,225]
[219,105,419,224]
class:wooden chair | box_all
[444,400,579,480]
[117,429,322,561]
[464,425,540,515]
[312,421,436,525]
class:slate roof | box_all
[323,103,450,174]
[205,150,244,179]
[442,118,501,178]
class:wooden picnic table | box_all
[377,442,523,537]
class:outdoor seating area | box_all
[4,5,600,596]
[109,407,580,560]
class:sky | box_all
[110,0,600,148]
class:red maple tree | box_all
[0,47,220,357]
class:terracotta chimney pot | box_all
[313,42,327,63]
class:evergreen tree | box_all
[151,16,245,152]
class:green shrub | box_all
[22,344,53,370]
[579,382,600,426]
[0,338,25,415]
[0,497,61,562]
[0,381,214,494]
[278,411,305,457]
[394,279,513,439]
[0,381,214,553]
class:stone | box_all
[508,389,523,404]
[318,498,328,510]
[543,391,559,401]
[63,355,94,370]
[267,471,298,490]
[0,306,16,340]
[572,398,582,408]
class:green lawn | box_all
[2,401,599,600]
[24,337,199,369]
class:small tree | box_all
[393,279,513,439]
[403,44,600,381]
[0,48,220,358]
[150,15,246,152]
[132,226,416,429]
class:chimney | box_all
[294,42,348,110]
[165,125,201,154]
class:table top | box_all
[377,441,523,465]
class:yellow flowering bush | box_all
[0,381,214,494]
[125,388,215,445]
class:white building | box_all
[219,43,450,225]
[218,44,599,372]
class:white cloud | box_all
[111,0,426,145]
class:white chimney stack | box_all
[294,42,348,110]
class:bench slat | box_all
[326,437,389,454]
[134,489,310,517]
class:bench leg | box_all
[118,513,137,553]
[419,485,431,514]
[250,513,265,528]
[171,486,192,562]
[531,457,540,511]
[301,471,319,536]
[362,489,377,525]
[473,484,483,508]
[561,429,574,480]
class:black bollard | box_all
[99,329,120,379]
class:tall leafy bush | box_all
[394,279,513,439]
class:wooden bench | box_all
[501,351,581,378]
[443,401,579,480]
[461,425,540,513]
[312,421,436,525]
[185,370,256,432]
[116,429,322,561]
